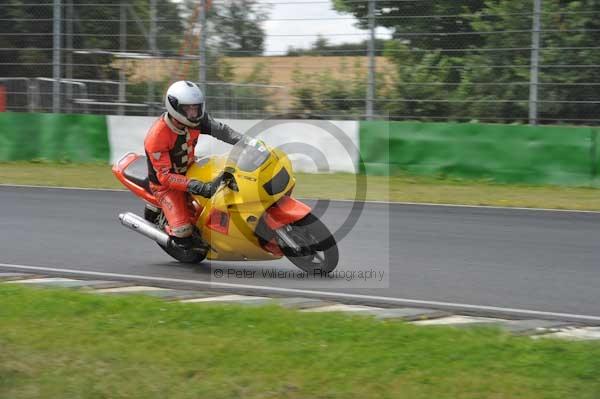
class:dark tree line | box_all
[291,0,600,123]
[0,0,269,79]
[0,0,182,80]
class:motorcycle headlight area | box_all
[263,167,290,196]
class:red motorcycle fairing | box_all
[264,195,311,230]
[112,153,160,207]
[263,238,284,257]
[205,208,230,235]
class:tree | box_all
[332,0,486,50]
[456,0,600,123]
[0,0,182,80]
[312,35,330,54]
[449,0,532,122]
[332,0,600,124]
[290,58,391,117]
[286,38,388,56]
[329,0,489,120]
[200,59,273,117]
[199,0,270,56]
[530,0,600,123]
[383,42,463,120]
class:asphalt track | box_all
[1,185,600,320]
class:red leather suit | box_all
[144,112,241,237]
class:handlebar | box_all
[221,167,239,192]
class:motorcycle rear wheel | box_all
[144,206,207,264]
[280,213,339,274]
[157,241,207,264]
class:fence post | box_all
[591,129,598,185]
[366,0,376,121]
[29,79,39,112]
[65,0,73,113]
[148,0,157,115]
[529,0,542,125]
[119,1,127,115]
[53,0,62,113]
[199,0,207,94]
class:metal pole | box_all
[27,79,36,112]
[199,0,207,93]
[366,0,376,120]
[119,1,127,115]
[65,0,73,113]
[148,0,157,115]
[53,0,62,113]
[529,0,542,125]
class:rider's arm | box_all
[145,134,190,192]
[200,113,243,145]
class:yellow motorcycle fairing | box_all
[185,146,296,261]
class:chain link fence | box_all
[0,1,286,118]
[0,0,599,124]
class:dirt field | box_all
[118,56,394,111]
[224,56,393,85]
[226,56,393,110]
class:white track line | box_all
[1,262,599,323]
[326,198,600,214]
[180,295,269,303]
[2,183,599,213]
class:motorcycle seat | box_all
[123,155,151,193]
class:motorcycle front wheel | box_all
[279,213,339,274]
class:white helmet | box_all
[165,80,205,127]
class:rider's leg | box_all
[151,185,194,249]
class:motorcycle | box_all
[112,139,339,274]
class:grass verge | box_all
[2,162,600,210]
[1,284,599,399]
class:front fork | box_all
[274,226,301,252]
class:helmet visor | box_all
[178,103,204,123]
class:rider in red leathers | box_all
[145,80,243,250]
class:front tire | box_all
[279,213,339,274]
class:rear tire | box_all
[158,241,207,264]
[280,213,339,274]
[143,206,207,264]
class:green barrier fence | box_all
[0,112,109,162]
[360,121,600,186]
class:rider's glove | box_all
[187,174,225,198]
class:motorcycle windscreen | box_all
[231,141,271,172]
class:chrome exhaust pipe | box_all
[118,212,170,247]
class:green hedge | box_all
[360,121,600,186]
[0,112,109,162]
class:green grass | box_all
[1,284,599,399]
[2,161,600,210]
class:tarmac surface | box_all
[1,185,599,319]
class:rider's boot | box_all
[168,235,208,253]
[169,236,194,251]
